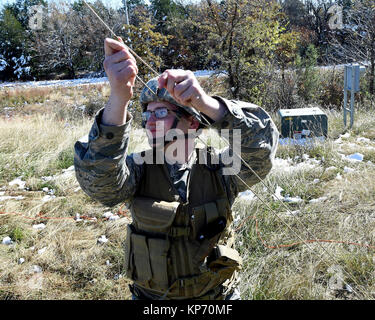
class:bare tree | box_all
[329,0,375,95]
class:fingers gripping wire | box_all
[82,0,159,95]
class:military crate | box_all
[278,107,328,139]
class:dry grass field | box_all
[1,79,375,300]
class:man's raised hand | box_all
[103,37,138,106]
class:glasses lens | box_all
[142,111,151,121]
[155,108,168,119]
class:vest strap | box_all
[169,226,190,237]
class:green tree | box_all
[0,8,31,80]
[296,44,321,103]
[118,8,171,79]
[203,0,298,106]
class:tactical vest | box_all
[124,148,242,299]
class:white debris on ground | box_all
[74,213,83,222]
[42,194,56,202]
[97,235,108,244]
[272,186,284,201]
[344,166,355,173]
[38,247,47,255]
[278,137,325,147]
[102,211,120,221]
[0,71,216,90]
[9,177,26,189]
[309,196,328,203]
[18,258,25,264]
[357,137,371,143]
[238,190,255,201]
[33,223,46,231]
[272,155,320,174]
[2,236,13,245]
[0,195,25,201]
[283,195,303,203]
[272,185,303,203]
[284,210,300,217]
[30,265,43,273]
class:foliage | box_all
[0,8,31,80]
[119,8,171,79]
[296,44,321,103]
[202,0,299,107]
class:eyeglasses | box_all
[142,107,171,122]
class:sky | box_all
[0,0,200,10]
[1,0,127,9]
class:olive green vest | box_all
[124,148,242,299]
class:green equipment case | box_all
[278,107,328,139]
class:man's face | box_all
[145,101,179,141]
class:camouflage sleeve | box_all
[210,96,279,202]
[74,108,144,207]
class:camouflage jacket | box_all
[74,96,279,208]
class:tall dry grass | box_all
[1,80,375,300]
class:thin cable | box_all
[82,0,158,96]
[83,0,160,78]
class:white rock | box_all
[2,236,13,245]
[33,223,46,230]
[30,265,42,273]
[18,258,25,264]
[336,173,343,180]
[42,187,49,192]
[106,260,111,266]
[313,179,320,184]
[97,235,108,244]
[109,215,120,221]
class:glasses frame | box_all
[142,107,172,122]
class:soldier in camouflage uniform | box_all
[74,38,279,300]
